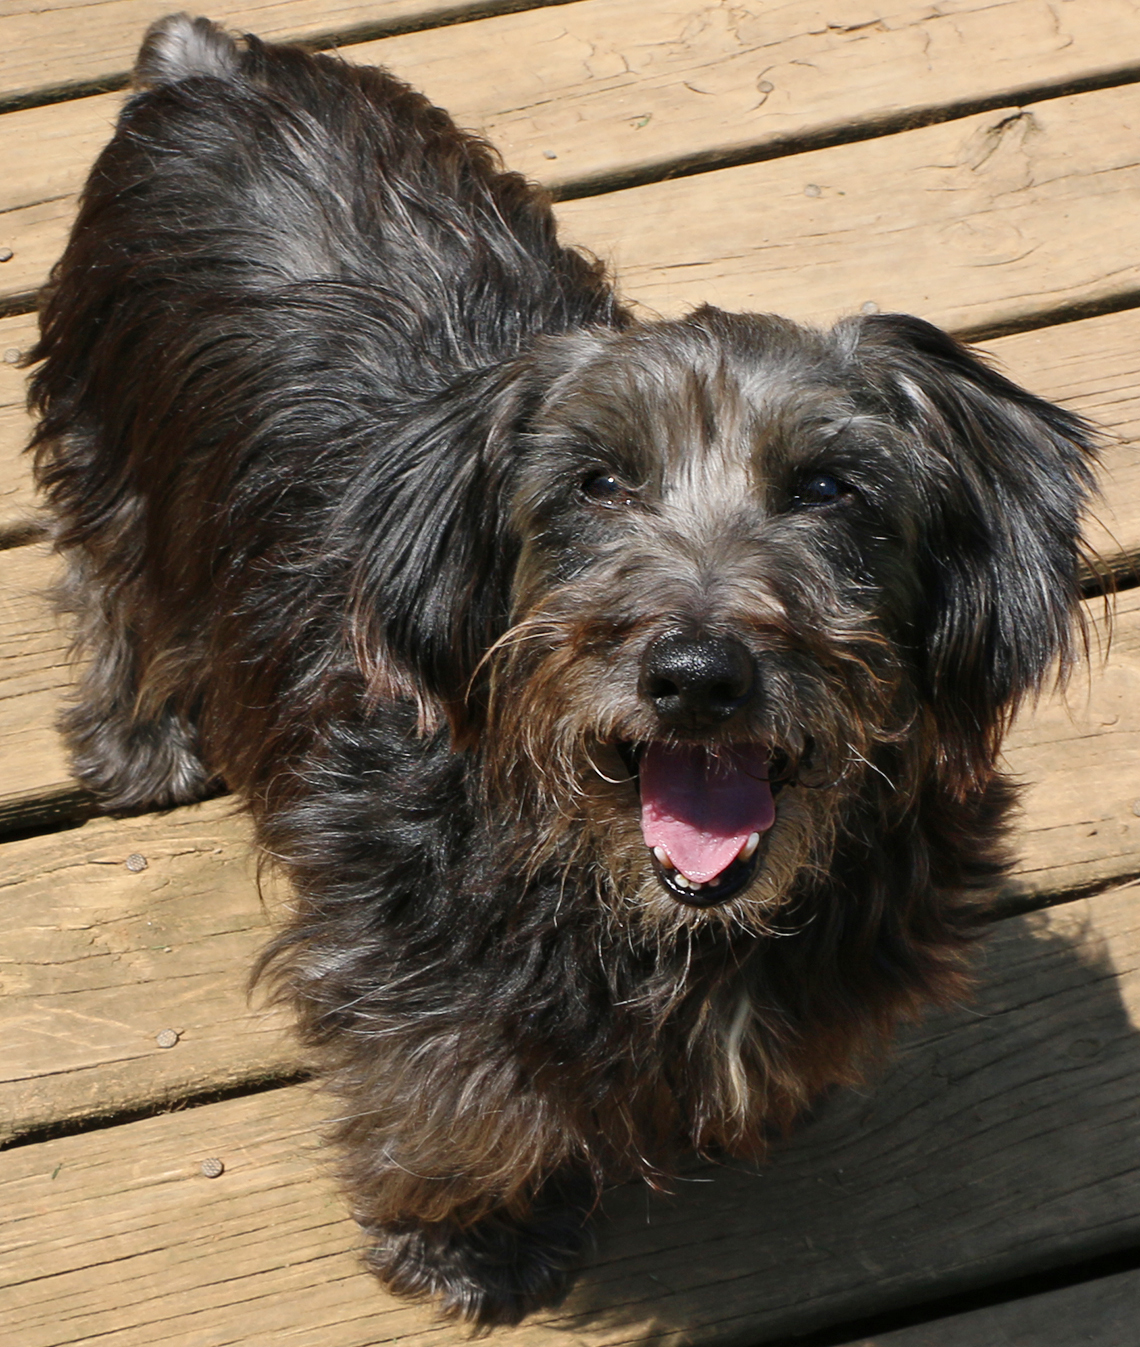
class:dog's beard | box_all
[479,599,909,939]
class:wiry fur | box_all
[28,15,1098,1326]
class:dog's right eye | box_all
[790,472,853,507]
[581,472,634,507]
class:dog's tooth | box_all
[652,845,675,871]
[739,832,761,862]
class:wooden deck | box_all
[3,2,1140,1343]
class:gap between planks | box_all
[0,0,582,111]
[5,0,1140,185]
[3,876,1140,1346]
[834,1265,1140,1347]
[6,8,1140,330]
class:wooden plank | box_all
[7,80,1140,335]
[840,1269,1140,1345]
[985,310,1140,583]
[359,0,1140,193]
[10,0,1140,272]
[6,306,1140,572]
[552,86,1140,335]
[0,541,76,829]
[0,0,575,109]
[0,311,40,544]
[0,797,295,1145]
[4,879,1140,1345]
[999,586,1140,908]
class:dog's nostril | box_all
[639,633,756,727]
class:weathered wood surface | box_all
[988,309,1140,582]
[1,585,1137,1140]
[7,30,1140,330]
[0,797,296,1145]
[0,312,39,544]
[842,1268,1140,1346]
[349,0,1140,193]
[4,879,1140,1345]
[9,0,1140,253]
[1000,588,1140,907]
[0,0,568,108]
[553,86,1140,336]
[0,541,76,830]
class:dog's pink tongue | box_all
[640,743,775,883]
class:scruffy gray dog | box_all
[29,14,1096,1325]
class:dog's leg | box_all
[58,551,218,813]
[359,1166,595,1327]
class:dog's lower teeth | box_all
[652,845,674,870]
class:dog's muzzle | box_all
[622,633,779,906]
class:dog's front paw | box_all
[360,1171,594,1327]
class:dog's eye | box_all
[793,472,851,506]
[581,472,634,507]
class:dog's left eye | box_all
[581,472,634,507]
[793,472,850,506]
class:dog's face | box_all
[495,314,907,925]
[358,307,1093,930]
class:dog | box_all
[28,13,1097,1326]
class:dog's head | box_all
[349,308,1096,924]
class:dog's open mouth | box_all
[619,742,781,907]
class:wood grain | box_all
[355,0,1140,193]
[0,312,40,544]
[987,309,1140,583]
[0,0,572,108]
[553,87,1140,335]
[0,797,296,1145]
[7,81,1140,340]
[841,1268,1140,1345]
[4,879,1140,1345]
[999,585,1140,907]
[0,542,75,828]
[9,0,1140,227]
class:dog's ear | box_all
[343,332,610,744]
[342,358,546,744]
[342,362,530,741]
[847,313,1099,785]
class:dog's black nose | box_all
[639,633,756,729]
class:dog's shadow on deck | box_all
[542,886,1140,1342]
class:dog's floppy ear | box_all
[847,313,1099,784]
[341,358,545,743]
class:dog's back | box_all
[27,16,624,812]
[36,14,619,392]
